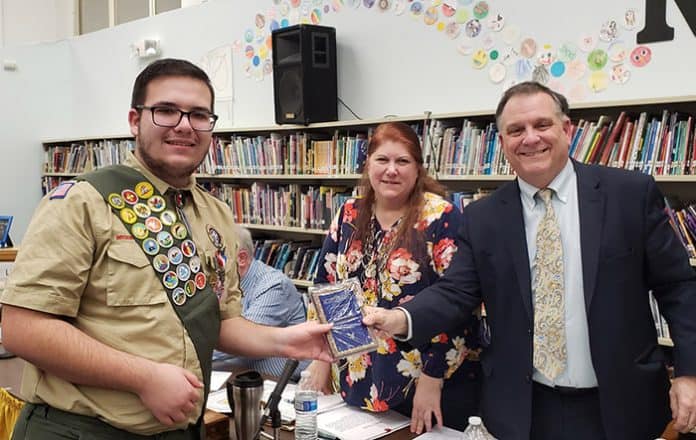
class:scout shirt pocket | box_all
[106,241,167,306]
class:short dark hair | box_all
[495,81,569,127]
[130,58,215,111]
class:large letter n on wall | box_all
[638,0,696,43]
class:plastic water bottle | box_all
[294,370,318,440]
[461,416,497,440]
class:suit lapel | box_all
[574,161,604,312]
[498,180,533,322]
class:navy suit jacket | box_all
[403,160,696,439]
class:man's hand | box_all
[362,306,408,339]
[278,321,334,362]
[670,376,696,433]
[411,372,443,434]
[137,363,203,426]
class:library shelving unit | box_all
[41,96,696,345]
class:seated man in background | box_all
[213,225,308,380]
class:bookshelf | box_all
[41,97,696,302]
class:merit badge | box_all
[134,182,154,199]
[177,263,192,282]
[142,238,160,256]
[160,210,177,226]
[206,225,223,248]
[163,271,179,290]
[108,193,125,209]
[195,271,207,290]
[121,189,139,205]
[172,287,186,306]
[181,240,196,258]
[157,231,174,248]
[120,208,138,225]
[168,247,184,265]
[189,255,201,273]
[145,217,163,234]
[171,223,188,240]
[184,280,197,297]
[147,195,166,212]
[133,203,151,219]
[153,254,170,273]
[131,223,149,240]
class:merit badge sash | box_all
[78,165,221,420]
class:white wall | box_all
[2,0,696,242]
[0,0,75,47]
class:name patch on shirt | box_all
[49,181,76,200]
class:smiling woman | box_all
[304,121,484,434]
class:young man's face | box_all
[128,75,214,187]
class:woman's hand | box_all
[410,372,443,434]
[304,360,333,395]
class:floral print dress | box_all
[311,192,481,412]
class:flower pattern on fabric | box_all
[311,193,481,412]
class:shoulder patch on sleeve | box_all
[49,181,76,200]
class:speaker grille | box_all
[278,68,303,121]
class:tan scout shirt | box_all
[0,153,241,435]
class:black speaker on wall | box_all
[272,24,337,125]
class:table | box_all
[0,355,415,439]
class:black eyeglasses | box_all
[136,105,218,132]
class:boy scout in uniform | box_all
[0,58,332,439]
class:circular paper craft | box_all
[550,61,566,77]
[599,20,619,42]
[473,1,489,19]
[255,13,266,29]
[442,3,455,17]
[487,13,504,32]
[458,41,474,55]
[290,0,300,7]
[424,6,438,25]
[537,49,553,66]
[458,0,473,5]
[610,63,631,84]
[280,2,290,16]
[515,58,533,78]
[363,0,375,8]
[454,8,469,23]
[244,29,254,43]
[500,46,519,65]
[489,49,499,60]
[630,46,652,67]
[567,59,587,80]
[588,70,609,92]
[489,63,506,83]
[378,0,391,12]
[410,1,423,16]
[532,64,550,84]
[472,49,489,69]
[623,9,638,30]
[394,0,407,15]
[557,42,577,63]
[502,25,520,45]
[464,19,482,38]
[607,41,628,63]
[310,8,321,23]
[519,37,537,58]
[245,45,255,59]
[445,22,461,39]
[578,34,596,52]
[587,49,608,71]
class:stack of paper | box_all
[317,403,410,440]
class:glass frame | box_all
[135,105,219,132]
[0,216,13,247]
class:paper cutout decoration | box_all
[630,46,652,67]
[587,49,608,71]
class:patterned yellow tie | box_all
[533,188,567,380]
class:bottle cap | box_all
[468,416,482,425]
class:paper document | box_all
[210,371,232,391]
[414,425,464,439]
[317,404,409,440]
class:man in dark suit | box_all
[365,81,696,439]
